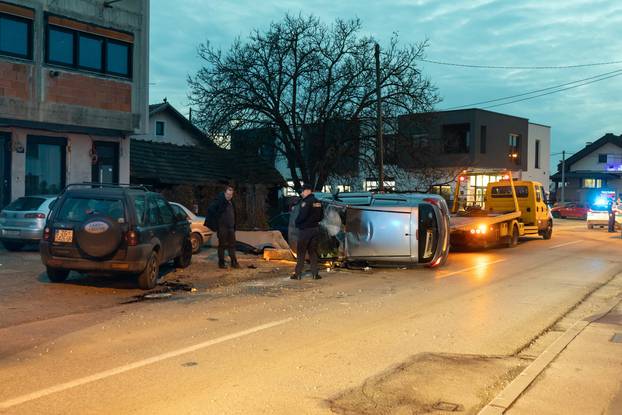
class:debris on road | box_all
[144,292,173,300]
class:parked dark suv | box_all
[40,184,192,289]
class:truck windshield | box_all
[491,186,529,198]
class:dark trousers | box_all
[295,227,320,276]
[217,226,237,264]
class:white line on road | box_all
[549,240,583,249]
[435,259,507,279]
[0,317,293,410]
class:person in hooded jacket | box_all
[291,184,324,280]
[205,186,239,269]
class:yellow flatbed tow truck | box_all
[449,171,553,248]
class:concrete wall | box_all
[521,123,551,190]
[133,111,201,146]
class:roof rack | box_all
[62,182,152,192]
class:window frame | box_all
[25,135,67,196]
[535,139,540,169]
[480,125,487,154]
[45,17,133,79]
[598,154,607,164]
[0,12,33,60]
[155,121,165,137]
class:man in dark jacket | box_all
[205,186,239,269]
[291,184,324,280]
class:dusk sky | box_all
[150,0,622,166]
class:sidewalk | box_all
[505,300,622,414]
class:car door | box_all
[154,196,180,260]
[535,186,549,224]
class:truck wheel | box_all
[47,267,69,283]
[507,225,519,248]
[542,221,553,240]
[137,251,159,290]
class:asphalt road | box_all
[1,220,621,414]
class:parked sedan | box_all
[551,202,589,219]
[170,202,212,253]
[0,195,57,251]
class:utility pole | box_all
[561,150,566,203]
[375,43,384,192]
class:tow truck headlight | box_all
[478,224,487,234]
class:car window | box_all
[133,195,146,226]
[170,204,186,218]
[4,197,46,211]
[146,197,160,226]
[155,197,174,224]
[373,198,408,206]
[490,186,529,198]
[57,197,125,222]
[535,188,541,203]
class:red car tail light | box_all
[125,230,139,246]
[43,227,51,241]
[25,213,46,219]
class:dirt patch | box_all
[328,353,526,415]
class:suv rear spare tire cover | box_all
[76,215,123,258]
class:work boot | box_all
[312,274,322,280]
[290,274,301,280]
[231,261,241,269]
[218,261,227,269]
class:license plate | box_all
[54,229,73,243]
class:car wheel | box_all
[174,238,193,269]
[190,232,202,254]
[507,225,519,248]
[542,221,553,240]
[47,267,69,283]
[587,223,594,229]
[137,251,159,290]
[2,241,25,251]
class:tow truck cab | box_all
[486,180,551,228]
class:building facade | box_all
[0,0,149,207]
[551,133,622,203]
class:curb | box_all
[478,294,622,415]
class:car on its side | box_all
[40,184,193,289]
[0,195,57,251]
[169,202,212,253]
[551,202,589,219]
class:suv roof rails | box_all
[62,182,152,193]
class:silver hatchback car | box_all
[0,195,57,251]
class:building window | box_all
[336,185,352,193]
[25,136,66,195]
[155,121,165,136]
[46,18,132,79]
[77,33,103,71]
[430,185,452,202]
[0,12,32,59]
[582,178,602,188]
[509,133,521,165]
[535,140,540,169]
[443,123,470,154]
[598,154,607,163]
[364,179,395,191]
[480,125,487,154]
[283,180,297,196]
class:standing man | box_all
[291,184,324,280]
[205,186,239,269]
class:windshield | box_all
[57,197,125,222]
[4,197,47,211]
[491,186,529,198]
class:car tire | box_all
[587,223,594,229]
[174,238,193,269]
[2,241,25,251]
[137,251,159,290]
[542,221,553,240]
[47,267,69,283]
[190,232,202,254]
[507,225,519,248]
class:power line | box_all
[442,68,622,110]
[419,58,622,69]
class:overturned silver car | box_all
[288,192,450,267]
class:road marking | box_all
[549,240,583,249]
[0,317,293,410]
[435,259,507,279]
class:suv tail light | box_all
[25,213,46,219]
[125,230,139,246]
[43,227,51,241]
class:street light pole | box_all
[561,150,566,203]
[374,43,384,192]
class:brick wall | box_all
[0,61,31,100]
[46,71,132,112]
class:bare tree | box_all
[188,14,439,191]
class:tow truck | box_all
[449,171,553,248]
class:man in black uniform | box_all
[291,184,324,280]
[205,186,240,269]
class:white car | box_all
[586,203,622,229]
[169,202,212,253]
